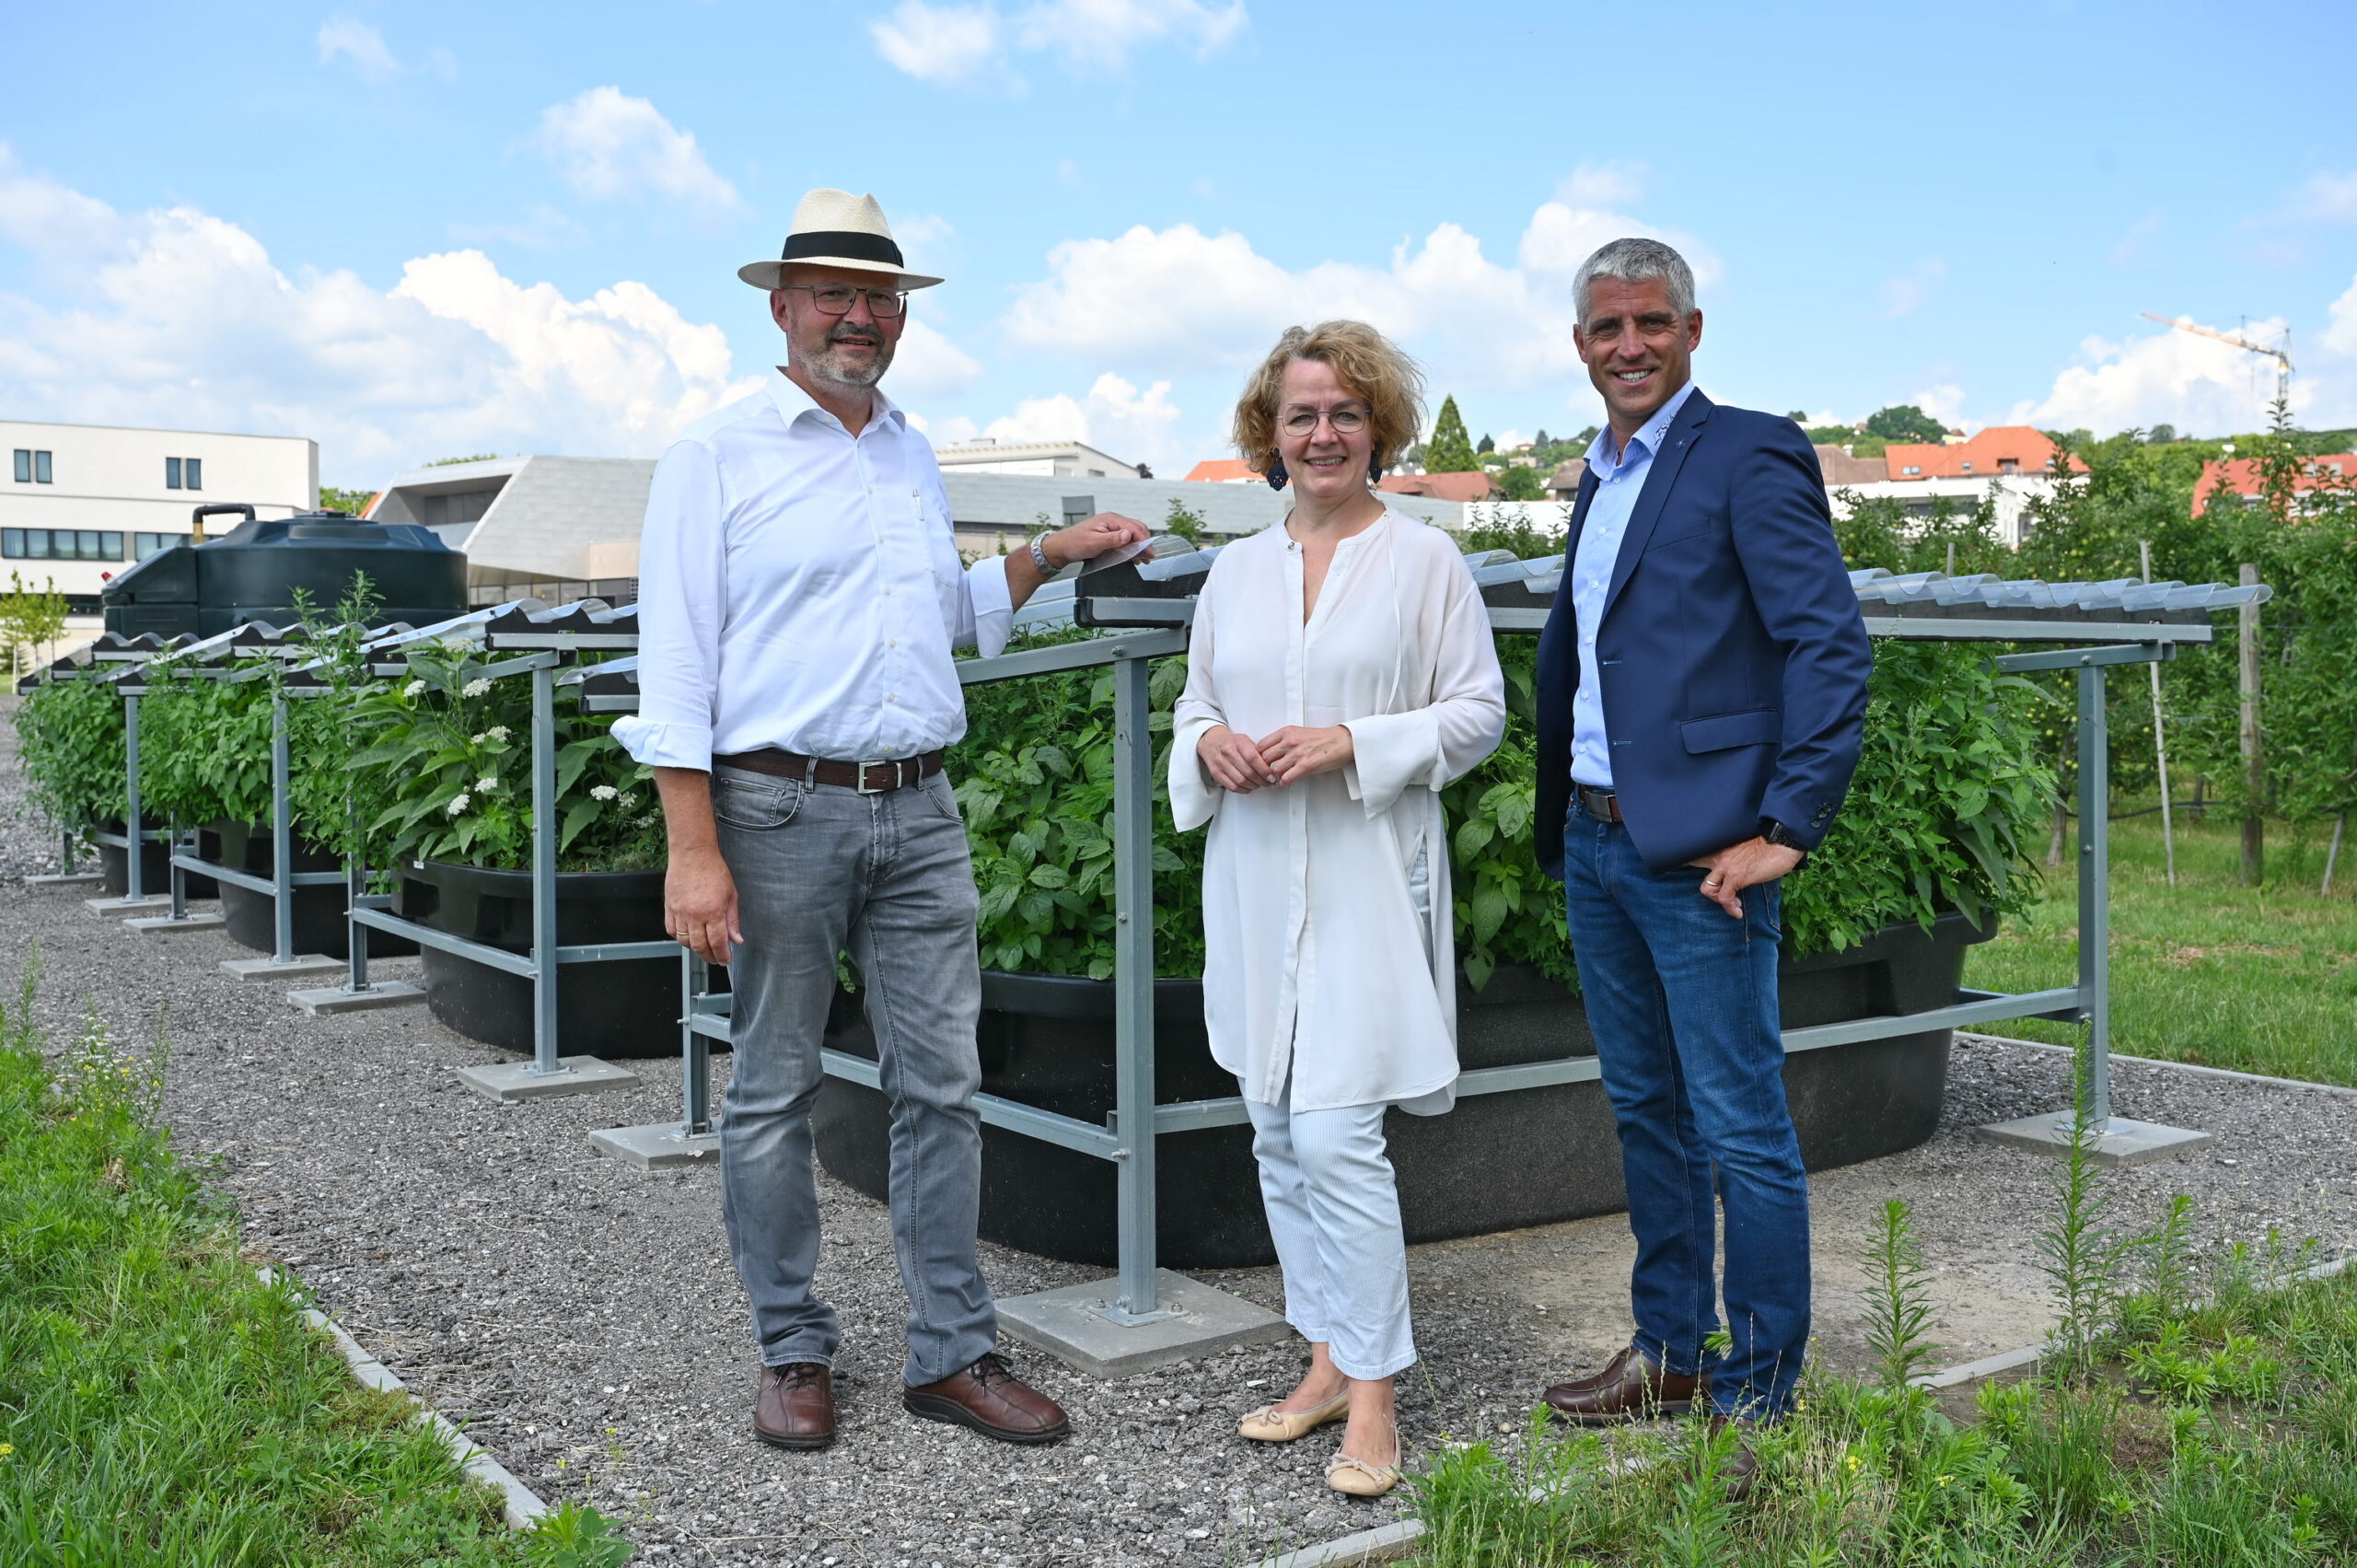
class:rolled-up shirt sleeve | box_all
[964,554,1013,658]
[611,440,725,771]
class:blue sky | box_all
[3,0,2353,486]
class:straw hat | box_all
[737,188,943,292]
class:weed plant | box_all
[0,954,629,1565]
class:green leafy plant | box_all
[135,656,276,831]
[1864,1198,1943,1395]
[0,571,69,679]
[13,670,128,836]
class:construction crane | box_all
[2141,313,2293,410]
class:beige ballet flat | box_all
[1237,1388,1352,1443]
[1325,1450,1403,1498]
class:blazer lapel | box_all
[1600,389,1712,621]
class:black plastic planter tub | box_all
[97,821,216,899]
[395,861,690,1060]
[814,911,1998,1269]
[203,820,414,958]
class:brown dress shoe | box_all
[1704,1414,1760,1503]
[903,1353,1070,1446]
[1540,1345,1707,1426]
[753,1362,835,1451]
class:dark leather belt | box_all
[714,748,945,793]
[1576,784,1624,823]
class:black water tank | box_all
[103,504,469,638]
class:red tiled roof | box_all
[2192,453,2357,516]
[1184,459,1260,483]
[1880,426,2084,481]
[1379,470,1494,503]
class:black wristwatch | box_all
[1759,818,1810,864]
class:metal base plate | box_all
[221,954,347,981]
[27,871,104,888]
[996,1268,1292,1378]
[457,1057,641,1104]
[1972,1111,2216,1167]
[288,981,428,1016]
[588,1122,722,1168]
[125,912,226,935]
[85,894,172,912]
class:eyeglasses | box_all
[780,285,909,319]
[1281,403,1369,436]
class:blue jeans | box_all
[712,763,997,1387]
[1562,800,1811,1419]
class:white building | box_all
[1827,474,2060,550]
[3,418,318,641]
[931,438,1144,480]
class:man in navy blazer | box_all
[1531,238,1871,1490]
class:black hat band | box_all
[779,230,904,267]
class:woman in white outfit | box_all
[1170,321,1506,1497]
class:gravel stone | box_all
[6,700,2351,1565]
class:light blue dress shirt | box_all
[1569,378,1699,788]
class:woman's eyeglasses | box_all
[1280,404,1369,436]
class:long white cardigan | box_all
[1170,510,1507,1113]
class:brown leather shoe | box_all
[752,1362,835,1451]
[1703,1415,1760,1504]
[903,1353,1070,1445]
[1540,1345,1707,1426]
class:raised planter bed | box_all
[814,912,1996,1269]
[202,820,414,958]
[394,860,685,1060]
[96,821,217,899]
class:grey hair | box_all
[1573,237,1697,324]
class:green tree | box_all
[319,485,375,517]
[1493,465,1549,502]
[1161,498,1205,544]
[1477,433,1495,455]
[1864,405,1950,444]
[0,573,69,679]
[1425,396,1479,473]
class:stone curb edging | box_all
[1958,1032,2357,1099]
[259,1269,551,1529]
[1243,1252,2355,1568]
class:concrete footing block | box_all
[125,912,226,935]
[1973,1111,2216,1167]
[28,871,104,888]
[457,1057,640,1104]
[996,1268,1293,1378]
[85,893,172,912]
[1251,1520,1427,1568]
[589,1121,722,1168]
[221,954,347,981]
[288,981,427,1016]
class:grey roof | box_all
[939,471,1461,535]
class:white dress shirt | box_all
[1169,511,1506,1112]
[1569,377,1698,788]
[612,370,1014,771]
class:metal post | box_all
[528,661,561,1074]
[683,951,712,1136]
[2077,660,2112,1130]
[2140,542,2177,889]
[1109,649,1160,1318]
[168,822,188,920]
[2240,563,2263,886]
[123,692,145,900]
[345,854,372,993]
[60,827,76,875]
[272,692,295,963]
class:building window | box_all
[1959,461,1973,472]
[34,451,51,483]
[1901,465,1922,476]
[15,449,52,483]
[134,532,184,560]
[2,528,122,561]
[167,457,180,489]
[165,456,203,491]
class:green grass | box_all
[1963,808,2357,1086]
[0,958,631,1567]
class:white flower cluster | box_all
[475,775,498,793]
[460,678,492,699]
[589,784,619,802]
[470,726,512,746]
[447,793,471,816]
[402,679,426,699]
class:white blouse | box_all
[1170,510,1507,1113]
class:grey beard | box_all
[795,333,894,390]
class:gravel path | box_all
[6,699,2352,1567]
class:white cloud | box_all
[2008,316,2303,436]
[1880,257,1946,319]
[874,0,1245,83]
[1913,383,1970,431]
[533,87,742,219]
[890,318,987,397]
[317,17,401,82]
[0,145,763,479]
[1000,192,1718,399]
[870,1,1007,85]
[2282,170,2357,226]
[2327,274,2357,357]
[932,373,1184,470]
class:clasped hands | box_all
[1199,724,1353,792]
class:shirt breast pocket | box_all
[917,489,964,582]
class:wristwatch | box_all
[1759,818,1809,864]
[1028,531,1057,575]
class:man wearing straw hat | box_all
[616,189,1148,1453]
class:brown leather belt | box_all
[1576,784,1624,823]
[714,748,945,793]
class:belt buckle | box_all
[854,758,895,794]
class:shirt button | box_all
[887,694,898,703]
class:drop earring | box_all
[1368,446,1385,486]
[1265,455,1290,491]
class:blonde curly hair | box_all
[1230,320,1425,482]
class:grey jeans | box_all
[711,762,996,1386]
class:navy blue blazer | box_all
[1535,389,1873,877]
